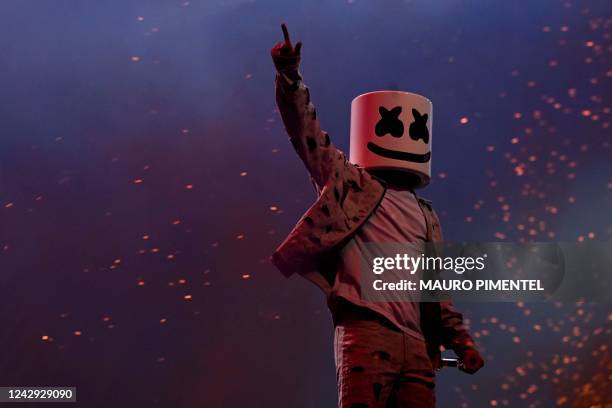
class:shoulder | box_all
[416,195,434,209]
[416,194,441,223]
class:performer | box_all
[270,24,484,408]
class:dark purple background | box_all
[0,0,610,407]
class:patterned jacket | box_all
[270,67,474,367]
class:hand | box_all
[271,23,302,71]
[458,348,484,374]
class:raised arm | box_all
[271,24,346,191]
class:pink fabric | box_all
[335,315,436,408]
[331,186,427,340]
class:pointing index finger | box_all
[281,23,292,47]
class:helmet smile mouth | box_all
[367,142,431,163]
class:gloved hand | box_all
[458,347,484,374]
[271,23,302,74]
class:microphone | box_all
[439,357,464,370]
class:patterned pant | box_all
[334,310,436,407]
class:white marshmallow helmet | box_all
[349,91,433,188]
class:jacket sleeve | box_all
[439,300,476,354]
[275,68,347,192]
[427,206,476,355]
